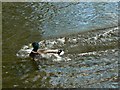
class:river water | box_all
[2,2,119,88]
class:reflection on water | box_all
[42,2,118,37]
[3,2,118,37]
[2,2,118,88]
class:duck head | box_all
[32,42,39,52]
[29,42,40,59]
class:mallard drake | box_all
[29,42,64,60]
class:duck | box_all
[29,42,64,60]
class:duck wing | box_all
[37,49,47,54]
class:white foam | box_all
[16,45,33,58]
[57,37,65,44]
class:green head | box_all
[32,42,39,52]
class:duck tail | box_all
[57,49,64,55]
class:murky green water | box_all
[2,2,119,88]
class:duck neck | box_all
[33,48,38,52]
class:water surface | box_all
[2,2,118,88]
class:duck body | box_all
[29,42,64,61]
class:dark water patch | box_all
[2,3,43,88]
